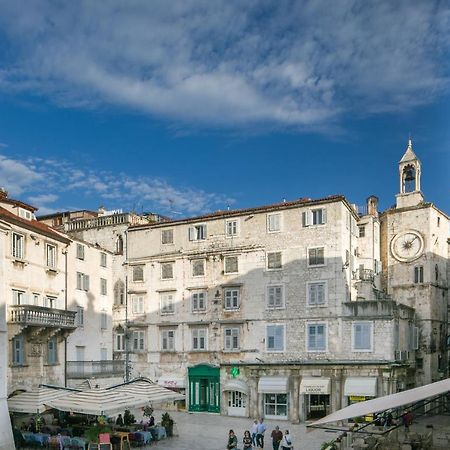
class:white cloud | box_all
[0,152,232,216]
[0,1,447,129]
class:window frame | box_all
[160,292,175,315]
[132,330,145,351]
[266,324,285,352]
[358,225,366,238]
[11,232,24,259]
[306,322,328,352]
[224,287,240,310]
[161,329,176,351]
[189,224,207,241]
[132,295,145,315]
[224,255,239,274]
[192,259,206,277]
[191,327,208,351]
[224,327,240,351]
[266,251,282,270]
[100,310,108,330]
[46,243,57,268]
[266,285,285,309]
[307,246,326,267]
[351,321,373,352]
[100,252,107,268]
[306,281,328,307]
[161,262,174,280]
[414,266,424,284]
[115,332,125,351]
[76,272,90,291]
[47,337,58,365]
[302,208,327,227]
[225,219,239,238]
[76,243,85,260]
[132,265,144,282]
[267,213,282,233]
[12,335,25,366]
[161,229,174,245]
[100,278,107,296]
[76,306,84,327]
[12,289,25,305]
[191,290,207,313]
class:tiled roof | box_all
[0,196,37,212]
[130,194,351,229]
[0,206,71,243]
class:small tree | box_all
[143,405,153,418]
[123,409,135,426]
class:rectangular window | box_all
[12,336,25,365]
[358,226,366,238]
[46,296,56,309]
[161,262,174,279]
[100,311,108,330]
[160,292,175,314]
[267,325,284,351]
[192,328,207,350]
[76,272,90,291]
[76,306,84,327]
[100,252,107,267]
[12,289,25,305]
[132,331,145,351]
[132,296,144,314]
[264,393,288,419]
[226,220,238,237]
[192,259,205,277]
[267,251,282,270]
[115,333,125,351]
[12,233,24,259]
[224,256,238,274]
[47,337,57,364]
[352,322,373,351]
[161,329,175,351]
[224,328,240,351]
[192,291,207,312]
[267,213,281,232]
[189,224,207,241]
[46,244,56,268]
[33,293,40,306]
[132,265,144,282]
[307,282,326,306]
[76,244,85,260]
[308,247,325,266]
[161,229,174,244]
[224,288,240,310]
[18,208,32,220]
[414,266,424,283]
[100,278,107,295]
[267,285,284,309]
[303,208,327,226]
[307,323,327,351]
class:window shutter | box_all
[321,208,327,224]
[189,227,195,241]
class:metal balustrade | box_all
[8,305,77,328]
[66,360,125,378]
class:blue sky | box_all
[0,1,448,217]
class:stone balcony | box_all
[66,360,125,379]
[8,305,77,337]
[64,212,146,231]
[343,299,415,320]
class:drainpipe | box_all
[63,244,69,387]
[124,230,129,382]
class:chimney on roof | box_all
[0,187,8,199]
[98,205,105,216]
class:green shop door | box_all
[188,364,220,413]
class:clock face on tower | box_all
[390,230,424,262]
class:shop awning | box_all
[344,377,377,397]
[300,378,331,395]
[157,377,186,389]
[258,377,288,394]
[222,379,249,395]
[8,385,80,413]
[45,377,185,415]
[309,378,450,428]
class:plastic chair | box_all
[98,433,113,449]
[69,437,86,450]
[60,435,72,450]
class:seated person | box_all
[115,414,124,426]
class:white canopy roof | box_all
[258,377,288,394]
[222,379,249,395]
[8,385,80,413]
[309,378,450,427]
[45,377,185,416]
[344,377,377,397]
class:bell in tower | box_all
[396,139,424,209]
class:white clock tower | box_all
[381,140,449,389]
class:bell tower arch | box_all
[396,139,424,208]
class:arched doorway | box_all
[188,364,220,413]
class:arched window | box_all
[114,280,125,306]
[403,165,416,193]
[115,235,124,255]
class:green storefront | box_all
[188,364,220,413]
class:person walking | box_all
[227,429,238,449]
[281,430,293,450]
[256,418,267,448]
[271,426,283,450]
[251,419,258,447]
[243,430,253,449]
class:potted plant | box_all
[84,416,111,443]
[161,412,174,437]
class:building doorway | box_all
[306,394,330,419]
[188,365,220,413]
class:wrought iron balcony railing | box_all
[8,305,77,328]
[66,360,125,378]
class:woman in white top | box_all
[281,429,294,450]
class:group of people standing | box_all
[227,418,294,450]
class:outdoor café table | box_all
[112,431,130,450]
[153,426,167,440]
[22,432,50,446]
